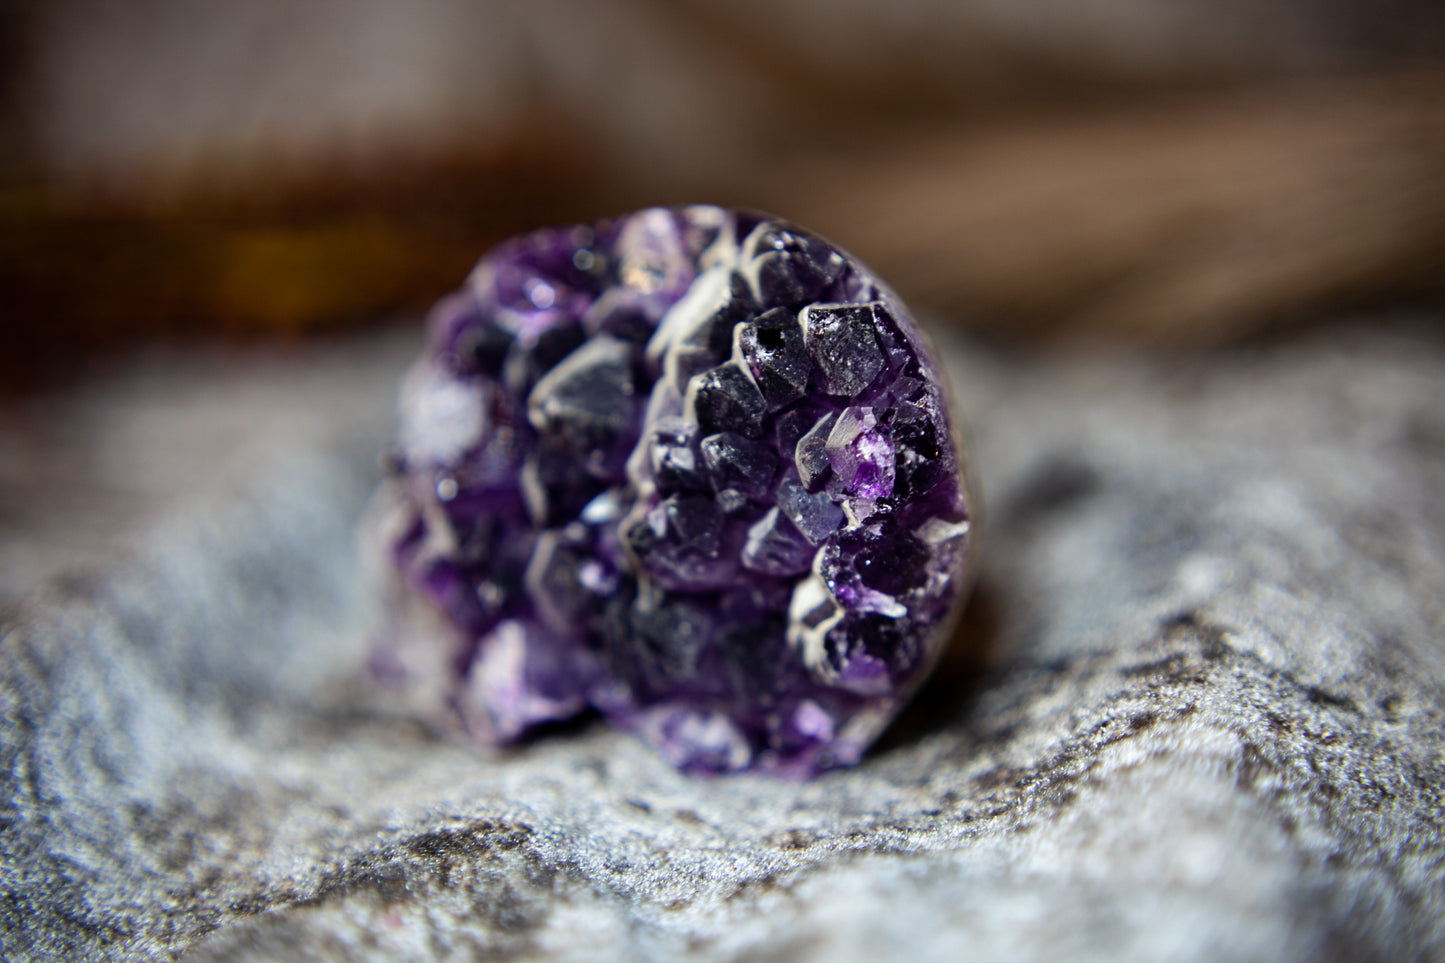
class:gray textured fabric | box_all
[2,322,1443,961]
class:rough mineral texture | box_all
[2,321,1444,961]
[376,207,973,775]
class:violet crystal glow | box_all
[374,206,974,776]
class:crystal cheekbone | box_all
[373,206,974,776]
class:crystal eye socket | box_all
[460,322,515,376]
[379,206,976,776]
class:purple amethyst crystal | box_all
[373,206,974,776]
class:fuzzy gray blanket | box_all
[3,322,1442,961]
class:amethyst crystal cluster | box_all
[374,206,973,775]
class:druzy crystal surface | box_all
[374,206,973,775]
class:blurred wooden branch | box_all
[763,72,1445,343]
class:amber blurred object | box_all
[0,130,620,396]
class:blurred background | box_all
[2,0,1444,396]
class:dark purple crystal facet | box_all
[374,206,974,776]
